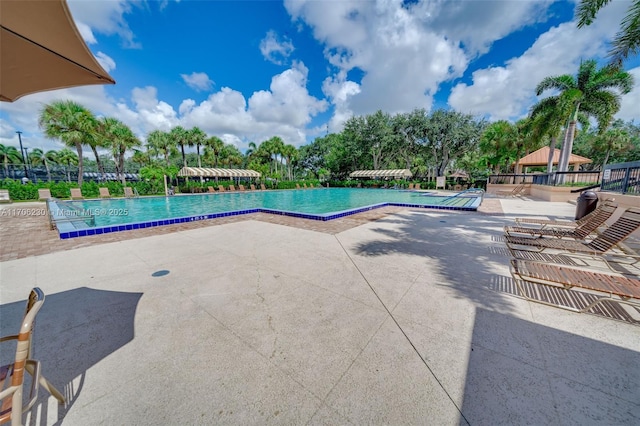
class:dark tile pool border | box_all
[56,199,481,239]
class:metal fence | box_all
[601,161,640,195]
[488,171,601,187]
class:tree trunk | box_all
[44,158,51,182]
[91,145,105,177]
[76,143,84,186]
[546,137,556,173]
[181,144,186,168]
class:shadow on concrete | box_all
[461,308,640,424]
[0,287,142,425]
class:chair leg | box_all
[38,375,65,404]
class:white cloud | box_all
[95,52,116,73]
[283,0,554,130]
[67,0,141,48]
[260,30,295,65]
[447,0,635,121]
[181,72,214,92]
[617,67,640,122]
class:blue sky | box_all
[1,0,638,155]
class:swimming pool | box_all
[47,188,482,239]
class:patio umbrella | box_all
[0,0,115,102]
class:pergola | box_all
[514,147,592,173]
[177,167,261,178]
[349,169,413,179]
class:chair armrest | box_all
[0,334,19,343]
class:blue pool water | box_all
[48,188,482,238]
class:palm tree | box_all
[577,0,640,65]
[57,148,78,183]
[169,126,190,168]
[535,60,634,177]
[189,127,207,168]
[28,148,54,182]
[479,121,515,173]
[39,100,97,185]
[147,130,175,167]
[281,144,298,181]
[101,118,141,185]
[0,144,23,176]
[203,136,225,168]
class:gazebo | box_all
[514,147,592,173]
[177,167,261,178]
[349,169,412,179]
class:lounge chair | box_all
[124,187,134,198]
[70,188,83,199]
[408,183,414,190]
[238,185,246,191]
[37,188,52,200]
[505,208,640,258]
[496,183,526,197]
[0,189,11,203]
[0,288,65,425]
[260,184,267,190]
[504,200,618,239]
[309,183,314,188]
[510,259,640,313]
[228,184,236,191]
[296,183,301,189]
[514,198,616,228]
[208,186,216,193]
[250,184,256,191]
[218,185,226,192]
[99,187,111,198]
[415,183,421,190]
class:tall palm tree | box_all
[39,100,97,185]
[203,136,225,168]
[535,60,634,175]
[28,148,53,182]
[57,148,78,183]
[169,126,190,168]
[146,130,175,167]
[0,144,23,176]
[281,144,298,181]
[577,0,640,65]
[189,127,207,168]
[101,117,141,185]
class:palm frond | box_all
[576,0,612,27]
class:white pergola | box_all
[349,169,412,179]
[178,167,261,178]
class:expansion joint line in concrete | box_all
[334,235,471,426]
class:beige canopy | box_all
[178,167,261,178]
[514,147,592,173]
[0,0,116,102]
[349,169,413,179]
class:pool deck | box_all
[0,196,638,424]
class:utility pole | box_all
[16,131,28,178]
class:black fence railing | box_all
[0,164,139,183]
[488,171,601,187]
[601,161,640,195]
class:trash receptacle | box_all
[575,191,598,220]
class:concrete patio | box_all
[0,198,638,425]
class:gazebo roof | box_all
[515,147,592,166]
[349,169,413,178]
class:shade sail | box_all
[178,167,261,178]
[349,169,413,178]
[0,0,116,102]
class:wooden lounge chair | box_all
[296,183,301,189]
[496,183,526,197]
[37,189,52,201]
[70,188,83,199]
[228,184,236,191]
[505,208,640,257]
[415,183,421,190]
[238,185,246,191]
[510,259,640,313]
[260,184,267,190]
[0,288,65,425]
[250,184,256,191]
[408,183,414,190]
[504,200,618,240]
[0,189,11,204]
[514,198,616,228]
[124,187,134,198]
[208,186,216,193]
[218,185,226,192]
[99,187,111,198]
